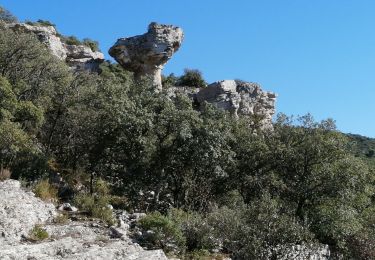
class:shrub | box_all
[74,179,115,225]
[74,193,115,225]
[138,211,186,254]
[33,179,58,202]
[83,38,100,52]
[62,35,82,46]
[29,225,49,241]
[162,73,178,88]
[170,208,218,251]
[177,69,207,88]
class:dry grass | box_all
[0,168,11,181]
[33,179,58,202]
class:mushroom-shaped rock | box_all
[109,22,184,90]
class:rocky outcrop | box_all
[7,23,104,72]
[0,180,56,245]
[64,43,104,71]
[0,180,168,259]
[109,22,184,90]
[196,80,276,129]
[8,23,67,60]
[270,244,331,260]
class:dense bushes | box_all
[1,8,375,259]
[163,69,207,88]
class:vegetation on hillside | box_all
[1,7,375,259]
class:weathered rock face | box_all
[109,22,184,90]
[8,23,67,60]
[0,180,56,245]
[64,43,105,71]
[7,23,104,72]
[196,80,277,129]
[0,180,168,260]
[270,244,331,260]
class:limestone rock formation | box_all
[64,43,105,71]
[0,180,56,245]
[271,244,331,260]
[0,180,168,260]
[109,22,184,90]
[7,22,104,72]
[8,22,67,60]
[196,80,277,129]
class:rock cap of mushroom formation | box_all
[109,22,184,90]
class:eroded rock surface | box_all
[7,23,67,60]
[7,23,104,72]
[0,180,168,260]
[196,80,277,129]
[0,180,56,245]
[109,22,184,90]
[271,244,331,260]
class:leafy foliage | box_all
[176,69,206,88]
[1,12,374,259]
[138,211,186,253]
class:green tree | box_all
[177,69,206,88]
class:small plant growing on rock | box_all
[29,225,49,241]
[33,179,58,202]
[83,38,100,52]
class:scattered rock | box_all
[0,180,168,259]
[58,203,78,212]
[109,22,184,90]
[270,243,331,260]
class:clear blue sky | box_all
[2,0,374,137]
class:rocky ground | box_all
[0,180,168,260]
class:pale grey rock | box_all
[270,244,331,260]
[7,23,67,60]
[7,22,104,72]
[109,22,184,90]
[0,180,56,245]
[0,237,168,260]
[196,80,276,129]
[0,181,168,259]
[64,44,104,72]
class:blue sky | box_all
[2,0,374,137]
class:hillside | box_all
[1,6,375,260]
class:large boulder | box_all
[109,22,184,90]
[196,80,277,129]
[7,23,105,72]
